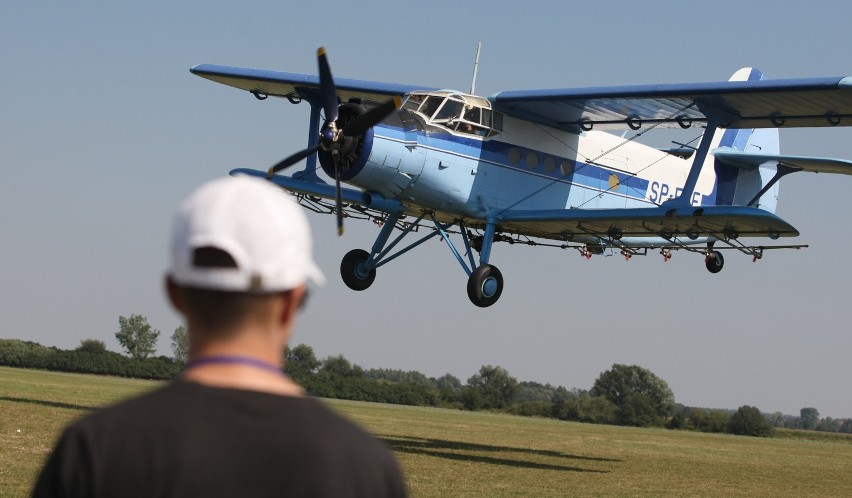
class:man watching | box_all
[33,176,407,497]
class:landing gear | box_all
[705,250,724,273]
[467,264,503,308]
[340,249,376,290]
[337,212,505,307]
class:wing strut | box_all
[747,164,799,207]
[668,104,737,206]
[294,98,324,182]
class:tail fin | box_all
[703,68,781,212]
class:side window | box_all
[463,106,481,124]
[492,112,503,132]
[481,108,492,127]
[487,112,504,137]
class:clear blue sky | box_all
[3,1,851,418]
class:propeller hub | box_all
[320,128,337,149]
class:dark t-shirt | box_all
[32,381,407,497]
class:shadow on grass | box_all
[380,435,616,473]
[0,396,95,411]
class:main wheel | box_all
[705,250,724,274]
[340,249,376,291]
[467,264,504,308]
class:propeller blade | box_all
[267,145,320,176]
[342,96,401,137]
[333,155,344,236]
[317,47,338,124]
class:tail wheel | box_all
[467,264,503,308]
[705,250,724,273]
[340,249,376,291]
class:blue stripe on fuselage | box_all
[372,124,650,203]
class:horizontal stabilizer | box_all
[498,205,798,240]
[713,147,852,175]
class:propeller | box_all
[267,47,401,236]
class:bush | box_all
[507,401,553,417]
[728,405,774,437]
[0,339,181,380]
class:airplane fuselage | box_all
[343,96,719,243]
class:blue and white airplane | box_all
[191,48,852,307]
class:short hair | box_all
[177,246,294,335]
[177,286,286,335]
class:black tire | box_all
[340,249,376,291]
[705,250,724,274]
[466,264,504,308]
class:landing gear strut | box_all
[336,212,506,307]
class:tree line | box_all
[2,313,850,437]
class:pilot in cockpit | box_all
[460,106,478,134]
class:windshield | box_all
[403,91,503,138]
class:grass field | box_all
[2,367,850,497]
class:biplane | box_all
[191,47,852,307]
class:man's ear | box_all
[278,285,305,325]
[165,276,186,314]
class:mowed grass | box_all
[2,367,851,497]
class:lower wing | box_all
[497,205,798,241]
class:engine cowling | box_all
[317,103,374,181]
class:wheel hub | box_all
[482,277,498,297]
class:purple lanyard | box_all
[185,355,285,376]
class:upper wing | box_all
[497,205,799,240]
[191,64,436,103]
[491,75,852,133]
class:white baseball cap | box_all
[168,175,325,292]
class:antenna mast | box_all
[469,42,482,95]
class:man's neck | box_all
[185,340,303,397]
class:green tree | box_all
[285,344,321,379]
[702,410,731,433]
[76,338,107,353]
[115,314,160,360]
[727,405,774,437]
[515,381,557,403]
[367,368,432,386]
[170,326,188,364]
[800,407,820,430]
[574,393,617,424]
[591,364,675,426]
[816,417,841,432]
[466,365,519,409]
[320,355,364,377]
[667,410,688,430]
[767,411,785,428]
[434,373,463,403]
[460,386,484,411]
[617,392,662,426]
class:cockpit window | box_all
[434,99,464,122]
[403,91,503,138]
[418,96,444,119]
[464,106,481,124]
[402,93,424,111]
